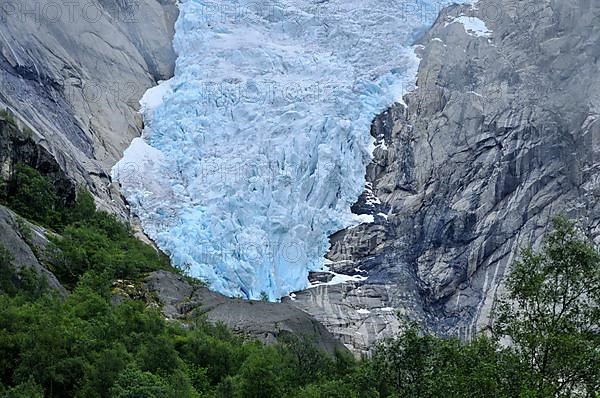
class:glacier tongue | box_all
[114,0,464,300]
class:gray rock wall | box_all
[290,0,600,353]
[0,0,177,213]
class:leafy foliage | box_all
[0,164,172,288]
[0,109,17,126]
[48,191,171,288]
[362,329,528,398]
[0,269,355,398]
[0,245,47,300]
[495,217,600,397]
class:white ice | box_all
[114,0,469,300]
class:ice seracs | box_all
[114,0,470,300]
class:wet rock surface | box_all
[0,115,76,203]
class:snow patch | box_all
[309,267,367,288]
[467,90,483,97]
[446,15,492,38]
[354,214,375,224]
[376,139,388,152]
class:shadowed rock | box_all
[0,205,66,294]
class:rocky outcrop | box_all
[290,0,600,353]
[0,204,66,294]
[142,271,348,354]
[0,0,178,213]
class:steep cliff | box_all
[0,0,178,212]
[289,0,600,353]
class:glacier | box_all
[114,0,468,300]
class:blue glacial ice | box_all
[113,0,469,300]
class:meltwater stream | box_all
[114,0,469,300]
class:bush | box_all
[295,380,359,398]
[0,109,17,126]
[234,348,285,398]
[0,164,197,291]
[46,189,171,288]
[110,367,172,398]
[2,378,44,398]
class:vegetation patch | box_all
[0,164,178,289]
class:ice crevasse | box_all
[114,0,473,300]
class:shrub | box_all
[0,109,16,126]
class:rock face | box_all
[290,0,600,353]
[143,271,348,354]
[0,0,178,212]
[0,204,66,294]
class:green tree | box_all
[365,326,527,398]
[64,189,96,226]
[174,328,243,385]
[0,245,47,299]
[109,367,171,398]
[278,334,333,386]
[49,204,170,288]
[0,245,18,297]
[494,217,600,397]
[185,364,211,395]
[3,378,44,398]
[77,345,130,398]
[234,349,285,398]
